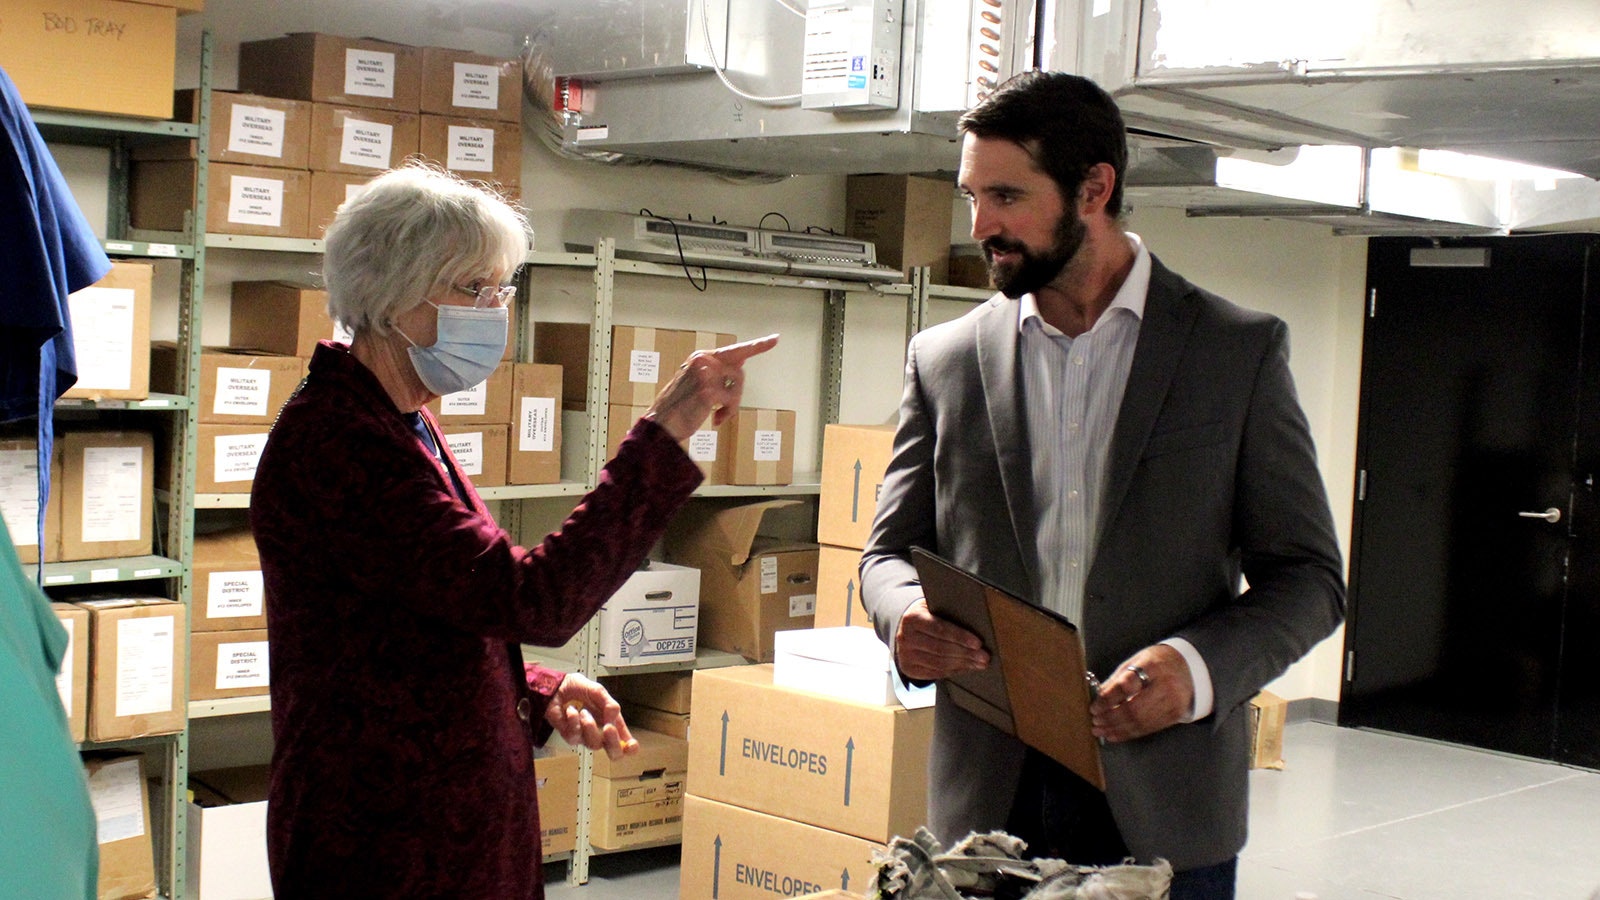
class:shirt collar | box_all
[1018,232,1151,336]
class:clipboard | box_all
[911,547,1106,790]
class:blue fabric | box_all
[1168,857,1238,900]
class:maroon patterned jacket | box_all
[251,341,702,898]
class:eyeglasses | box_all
[453,281,517,308]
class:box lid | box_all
[666,499,812,566]
[592,727,687,779]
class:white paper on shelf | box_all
[440,381,487,415]
[115,615,174,717]
[228,103,287,158]
[66,286,135,391]
[88,757,145,844]
[453,61,499,109]
[207,570,265,619]
[216,640,270,689]
[344,47,396,98]
[212,366,272,417]
[753,429,783,462]
[81,446,143,543]
[444,432,484,475]
[518,396,555,452]
[688,430,718,462]
[0,449,41,547]
[340,117,394,169]
[214,433,268,483]
[227,174,285,227]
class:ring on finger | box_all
[722,376,736,389]
[1126,664,1151,690]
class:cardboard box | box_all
[189,629,270,700]
[421,47,523,122]
[426,362,512,425]
[680,795,882,900]
[688,665,932,843]
[238,32,422,112]
[1249,690,1288,770]
[440,424,509,488]
[187,766,271,900]
[80,597,186,741]
[845,174,954,282]
[307,103,421,176]
[664,500,818,662]
[131,160,312,238]
[814,544,870,630]
[229,281,342,358]
[57,430,154,562]
[508,363,563,485]
[621,702,690,741]
[597,562,700,667]
[602,670,693,714]
[534,745,579,857]
[817,424,896,551]
[132,90,312,169]
[725,408,796,486]
[0,437,63,564]
[534,322,735,409]
[191,528,265,632]
[61,262,153,401]
[52,603,90,743]
[126,0,203,13]
[84,753,157,900]
[196,424,270,495]
[149,344,305,424]
[308,170,374,238]
[590,728,688,849]
[418,114,522,189]
[0,0,175,119]
[605,402,731,486]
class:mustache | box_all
[982,236,1027,256]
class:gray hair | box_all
[322,162,529,336]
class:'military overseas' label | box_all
[344,48,397,98]
[228,104,287,157]
[453,62,499,109]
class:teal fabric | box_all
[0,515,97,899]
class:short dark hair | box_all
[958,71,1128,217]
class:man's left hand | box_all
[1088,644,1194,743]
[544,673,639,760]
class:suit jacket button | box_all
[516,697,532,722]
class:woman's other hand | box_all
[646,333,780,441]
[544,673,638,760]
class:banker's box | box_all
[724,408,797,486]
[0,0,175,119]
[534,322,734,410]
[238,32,422,112]
[813,544,871,630]
[664,499,818,663]
[426,362,512,425]
[194,424,269,495]
[190,629,270,701]
[61,261,153,402]
[131,160,311,238]
[418,114,522,191]
[191,528,265,631]
[149,344,305,425]
[79,597,186,741]
[680,795,881,900]
[534,744,579,856]
[508,363,563,485]
[52,603,90,743]
[420,47,523,122]
[606,402,730,485]
[85,753,157,900]
[1249,690,1288,770]
[0,436,64,564]
[229,281,341,358]
[817,424,896,550]
[597,562,700,667]
[307,103,421,176]
[590,728,688,849]
[131,90,312,169]
[441,424,510,488]
[57,430,154,561]
[688,665,932,843]
[845,174,954,282]
[187,766,271,900]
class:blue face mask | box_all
[394,301,508,396]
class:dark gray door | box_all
[1341,234,1600,768]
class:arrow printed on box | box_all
[845,580,855,627]
[720,711,730,776]
[842,868,851,890]
[713,835,723,898]
[851,460,862,522]
[844,737,855,806]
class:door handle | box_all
[1518,507,1562,523]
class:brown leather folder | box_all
[911,547,1105,790]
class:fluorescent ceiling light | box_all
[1414,149,1585,184]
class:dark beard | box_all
[982,210,1087,299]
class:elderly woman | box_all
[250,164,776,898]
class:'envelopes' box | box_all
[724,408,796,486]
[688,665,932,843]
[813,544,871,630]
[61,261,153,402]
[229,281,341,358]
[590,728,688,849]
[191,528,265,631]
[52,603,90,743]
[85,753,157,900]
[534,745,579,856]
[57,430,154,562]
[508,363,563,485]
[0,437,63,564]
[190,629,271,700]
[816,424,896,551]
[679,795,882,900]
[80,597,186,741]
[149,344,305,424]
[441,424,509,488]
[420,47,522,122]
[665,499,818,662]
[597,562,700,667]
[238,32,422,112]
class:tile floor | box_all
[545,721,1600,899]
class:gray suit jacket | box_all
[860,255,1345,870]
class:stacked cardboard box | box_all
[534,744,579,856]
[84,753,158,900]
[0,436,64,564]
[590,728,689,849]
[56,431,155,562]
[594,562,700,668]
[813,424,896,629]
[1,0,178,119]
[601,670,693,741]
[845,174,955,283]
[60,262,154,403]
[52,603,90,743]
[77,597,187,741]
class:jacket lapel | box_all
[974,295,1040,595]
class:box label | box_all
[753,429,783,462]
[228,103,287,158]
[214,433,268,483]
[213,366,272,417]
[115,615,175,717]
[67,286,136,391]
[446,125,495,173]
[216,640,270,690]
[228,174,285,227]
[344,47,397,99]
[0,449,41,547]
[87,758,145,844]
[760,557,778,594]
[440,381,488,416]
[453,61,500,110]
[687,430,718,462]
[207,570,265,619]
[340,117,395,169]
[56,617,75,716]
[519,396,556,452]
[629,349,661,384]
[82,446,144,543]
[445,432,484,476]
[790,593,817,617]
